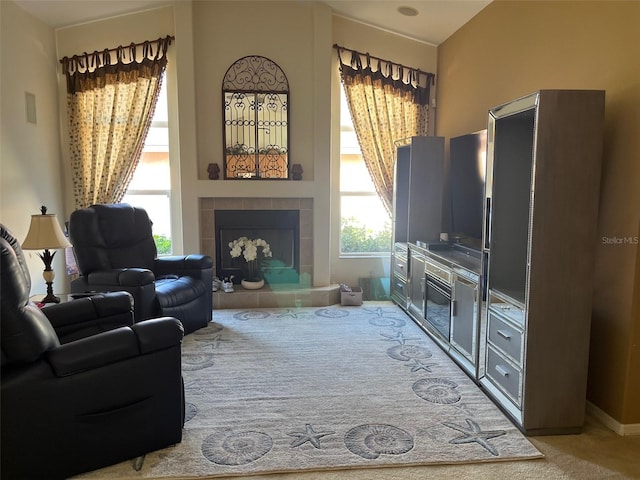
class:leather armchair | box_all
[68,203,213,334]
[1,225,185,480]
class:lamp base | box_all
[41,281,60,304]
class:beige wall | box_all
[187,1,334,285]
[437,0,640,425]
[192,1,318,182]
[0,1,68,294]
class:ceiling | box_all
[13,0,491,46]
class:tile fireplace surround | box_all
[199,197,339,309]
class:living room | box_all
[1,0,638,448]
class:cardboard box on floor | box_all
[340,284,363,306]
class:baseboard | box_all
[586,401,640,435]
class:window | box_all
[122,77,172,254]
[340,87,392,254]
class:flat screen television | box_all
[449,130,487,249]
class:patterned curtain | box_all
[60,36,172,209]
[336,45,434,216]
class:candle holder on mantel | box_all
[208,163,220,180]
[291,164,303,180]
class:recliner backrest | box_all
[69,203,158,275]
[1,225,60,367]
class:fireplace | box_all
[215,210,300,284]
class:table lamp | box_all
[22,206,72,303]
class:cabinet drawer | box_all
[487,310,524,365]
[486,346,522,407]
[391,275,407,305]
[488,300,524,326]
[425,259,451,284]
[393,255,408,278]
[392,275,407,293]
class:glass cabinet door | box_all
[485,94,537,305]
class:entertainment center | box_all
[391,90,606,435]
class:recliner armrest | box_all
[87,268,155,287]
[132,317,185,353]
[155,255,213,276]
[43,292,134,330]
[46,318,184,377]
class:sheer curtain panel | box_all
[61,36,173,209]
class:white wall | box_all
[1,1,68,295]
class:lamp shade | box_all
[22,210,71,250]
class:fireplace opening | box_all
[215,210,300,284]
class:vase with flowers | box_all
[229,236,272,289]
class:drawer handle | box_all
[495,365,510,377]
[496,329,512,340]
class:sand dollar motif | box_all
[386,344,433,361]
[412,378,461,404]
[185,402,198,423]
[202,430,273,465]
[315,308,349,318]
[344,424,414,459]
[368,316,407,327]
[182,353,215,371]
[233,310,271,321]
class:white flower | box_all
[228,237,273,263]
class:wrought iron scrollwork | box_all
[222,56,289,179]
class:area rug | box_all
[76,303,542,479]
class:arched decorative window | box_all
[222,56,289,179]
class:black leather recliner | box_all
[1,225,185,480]
[68,203,213,334]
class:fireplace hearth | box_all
[215,210,300,284]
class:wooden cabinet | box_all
[480,90,605,434]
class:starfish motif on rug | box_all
[288,424,336,449]
[276,308,301,318]
[406,358,438,372]
[363,306,389,317]
[380,331,422,345]
[443,418,506,456]
[201,333,229,349]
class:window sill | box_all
[339,252,391,259]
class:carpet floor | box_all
[76,303,542,479]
